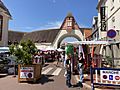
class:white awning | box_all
[67,41,109,45]
[46,47,55,50]
[0,47,9,53]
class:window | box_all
[67,17,72,26]
[67,21,72,26]
[0,15,3,41]
[112,17,115,22]
[110,0,114,11]
[111,16,115,28]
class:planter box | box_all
[18,64,42,83]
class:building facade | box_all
[91,0,120,67]
[0,1,11,46]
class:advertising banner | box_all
[20,67,34,78]
[100,70,120,82]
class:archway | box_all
[57,34,82,48]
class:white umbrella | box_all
[46,47,55,51]
[0,47,9,53]
[57,48,64,52]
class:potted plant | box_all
[9,40,42,82]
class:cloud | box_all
[9,21,62,32]
[34,21,62,31]
[9,22,90,32]
[9,26,34,32]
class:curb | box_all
[75,75,102,90]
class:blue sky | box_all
[3,0,98,32]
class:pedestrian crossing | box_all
[42,67,53,75]
[42,67,62,76]
[52,68,62,76]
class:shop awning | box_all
[67,41,108,45]
[0,47,9,53]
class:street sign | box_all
[107,29,116,38]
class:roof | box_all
[8,28,91,44]
[0,0,11,17]
[22,29,60,43]
[83,28,92,38]
[60,13,83,34]
[96,0,104,10]
[8,31,25,43]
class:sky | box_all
[3,0,98,42]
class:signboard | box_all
[100,70,120,82]
[107,29,116,38]
[100,6,106,31]
[20,67,34,78]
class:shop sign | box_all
[100,70,120,81]
[20,67,34,78]
[100,6,106,31]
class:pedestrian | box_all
[77,52,84,87]
[56,50,60,67]
[65,54,72,88]
[63,54,67,77]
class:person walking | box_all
[56,50,60,67]
[77,52,84,87]
[65,54,72,88]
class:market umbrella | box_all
[46,47,55,51]
[57,48,64,52]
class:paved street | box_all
[0,62,90,90]
[1,62,120,90]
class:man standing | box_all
[77,52,84,87]
[65,54,72,88]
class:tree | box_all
[9,40,37,65]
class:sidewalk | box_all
[74,74,120,90]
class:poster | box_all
[20,67,34,78]
[100,70,120,81]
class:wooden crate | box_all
[18,64,42,83]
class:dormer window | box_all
[67,21,72,26]
[67,17,72,26]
